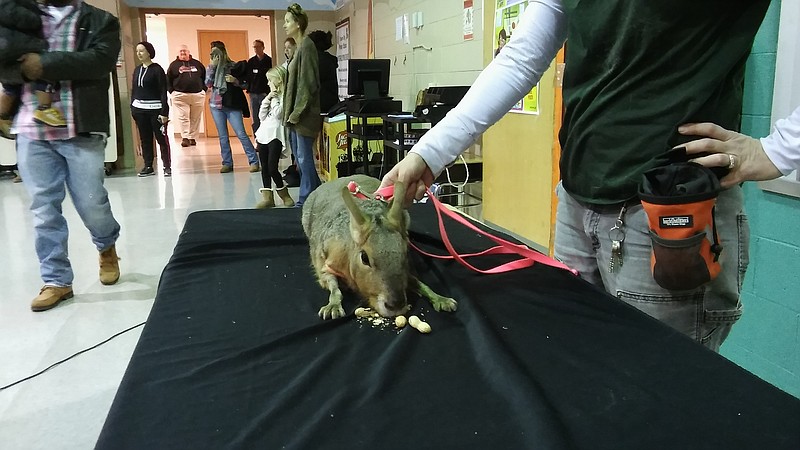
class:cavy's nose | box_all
[375,293,408,317]
[386,297,407,312]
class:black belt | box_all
[578,198,641,214]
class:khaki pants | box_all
[171,91,205,140]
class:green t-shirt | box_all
[559,0,770,204]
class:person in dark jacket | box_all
[166,45,205,147]
[0,0,68,139]
[131,41,171,177]
[308,30,339,113]
[0,0,122,312]
[205,45,259,173]
[244,39,272,133]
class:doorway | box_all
[141,13,275,139]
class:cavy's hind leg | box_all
[413,277,457,312]
[317,272,346,319]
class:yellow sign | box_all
[493,0,539,115]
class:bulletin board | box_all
[335,18,350,101]
[493,0,539,115]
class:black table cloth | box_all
[96,204,800,450]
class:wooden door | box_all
[197,30,253,137]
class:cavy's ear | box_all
[341,186,369,244]
[386,181,406,232]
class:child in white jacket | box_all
[254,66,294,208]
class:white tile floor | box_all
[0,136,295,449]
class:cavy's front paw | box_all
[416,279,458,313]
[430,295,458,312]
[318,295,345,320]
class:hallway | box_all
[0,135,296,449]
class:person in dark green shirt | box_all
[380,0,772,351]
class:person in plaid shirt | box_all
[0,0,122,311]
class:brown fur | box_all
[301,175,457,319]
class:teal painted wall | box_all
[721,0,800,398]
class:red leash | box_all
[347,182,577,276]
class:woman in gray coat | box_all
[282,3,321,206]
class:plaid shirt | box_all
[13,0,81,140]
[205,63,229,110]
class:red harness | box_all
[346,182,577,276]
[347,181,394,202]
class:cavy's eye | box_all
[359,250,370,267]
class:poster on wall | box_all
[494,0,539,115]
[336,18,350,101]
[463,0,474,40]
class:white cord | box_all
[442,154,470,190]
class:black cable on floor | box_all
[0,321,146,392]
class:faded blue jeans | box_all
[209,106,259,168]
[16,134,121,287]
[553,182,749,351]
[288,128,321,206]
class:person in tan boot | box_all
[255,185,295,208]
[275,184,294,207]
[31,285,74,312]
[99,245,121,285]
[2,0,123,311]
[254,66,295,208]
[256,187,275,209]
[31,245,120,311]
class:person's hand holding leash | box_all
[678,122,781,188]
[379,153,434,207]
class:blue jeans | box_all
[249,93,267,133]
[288,129,321,205]
[209,106,259,167]
[553,182,749,352]
[16,134,121,287]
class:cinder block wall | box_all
[722,0,800,398]
[335,0,486,110]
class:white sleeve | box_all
[760,105,800,176]
[410,0,567,175]
[271,98,284,121]
[258,97,271,122]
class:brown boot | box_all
[31,285,74,312]
[276,185,295,207]
[99,245,120,285]
[256,188,274,209]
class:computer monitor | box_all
[347,59,391,99]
